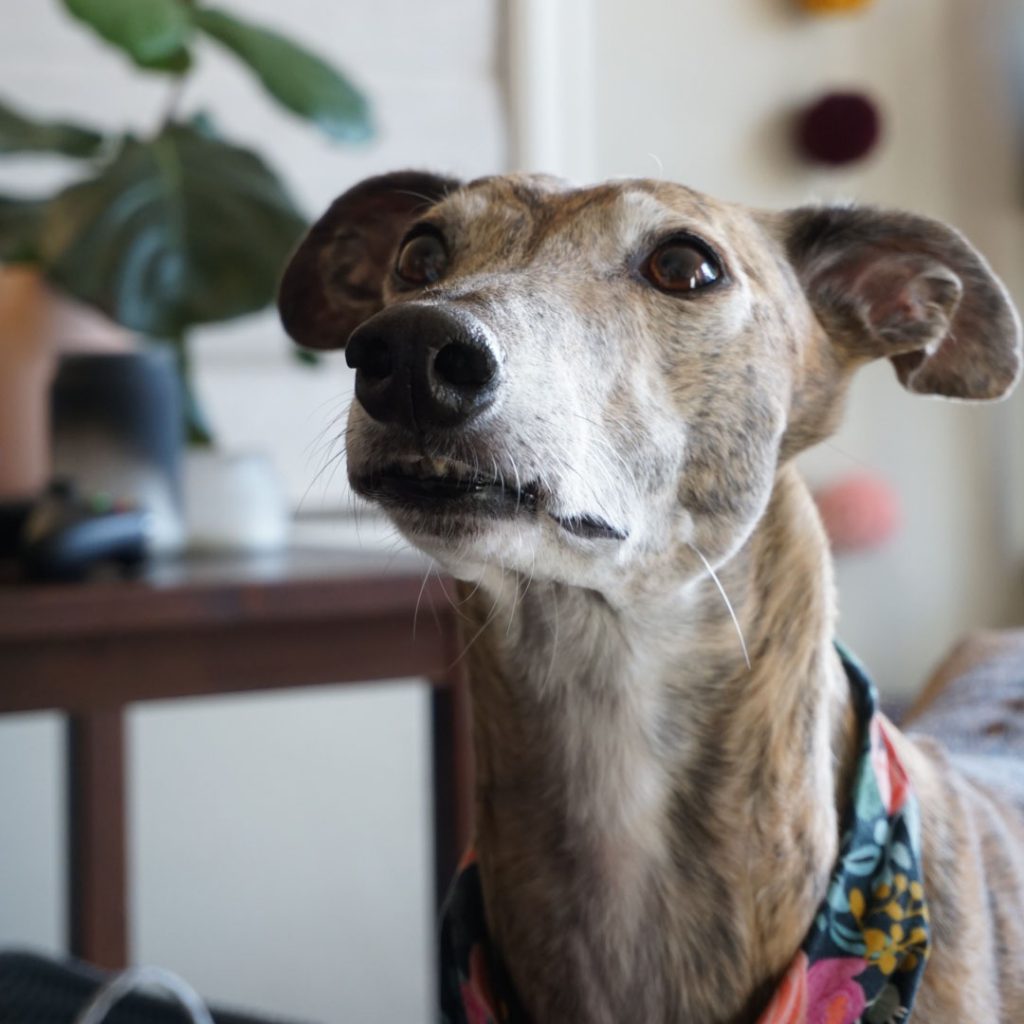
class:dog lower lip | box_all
[355,462,539,515]
[355,461,627,540]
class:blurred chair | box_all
[0,950,315,1024]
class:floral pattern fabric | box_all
[439,645,931,1024]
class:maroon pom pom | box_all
[798,92,882,166]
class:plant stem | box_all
[169,337,215,448]
[159,77,188,131]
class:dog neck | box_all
[457,464,860,1024]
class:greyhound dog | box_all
[279,171,1024,1023]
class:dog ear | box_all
[783,205,1022,400]
[278,170,461,350]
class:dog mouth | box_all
[354,456,540,516]
[351,455,627,541]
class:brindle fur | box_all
[280,172,1024,1023]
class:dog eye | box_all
[643,239,721,293]
[395,230,449,287]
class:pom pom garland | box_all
[813,474,901,554]
[797,91,882,165]
[799,0,875,12]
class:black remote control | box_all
[16,480,150,582]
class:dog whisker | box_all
[689,543,751,671]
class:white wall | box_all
[0,3,504,1022]
[526,0,1024,696]
[130,683,433,1023]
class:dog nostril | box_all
[434,340,495,388]
[354,343,392,381]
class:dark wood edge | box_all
[0,572,460,643]
[67,709,128,968]
[0,613,463,714]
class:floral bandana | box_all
[439,645,931,1024]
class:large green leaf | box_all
[37,123,307,337]
[0,195,46,263]
[194,7,372,141]
[0,99,105,157]
[63,0,193,72]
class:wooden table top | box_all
[0,546,450,642]
[0,546,463,713]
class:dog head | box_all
[279,171,1021,594]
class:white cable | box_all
[72,965,216,1024]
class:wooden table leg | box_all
[430,667,474,912]
[67,708,128,968]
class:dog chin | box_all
[388,503,521,544]
[390,506,643,602]
[384,504,537,577]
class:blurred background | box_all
[0,1,1022,1022]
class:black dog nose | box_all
[346,305,499,430]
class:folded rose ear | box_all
[783,206,1022,400]
[278,170,461,350]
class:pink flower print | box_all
[460,945,498,1024]
[806,957,868,1024]
[871,716,911,815]
[756,952,808,1024]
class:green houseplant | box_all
[0,0,372,444]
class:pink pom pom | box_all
[813,474,900,554]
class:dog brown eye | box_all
[644,240,721,293]
[395,231,449,287]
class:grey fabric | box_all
[908,642,1024,813]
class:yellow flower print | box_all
[849,888,865,922]
[903,927,929,966]
[865,924,903,975]
[865,919,930,976]
[883,899,905,922]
